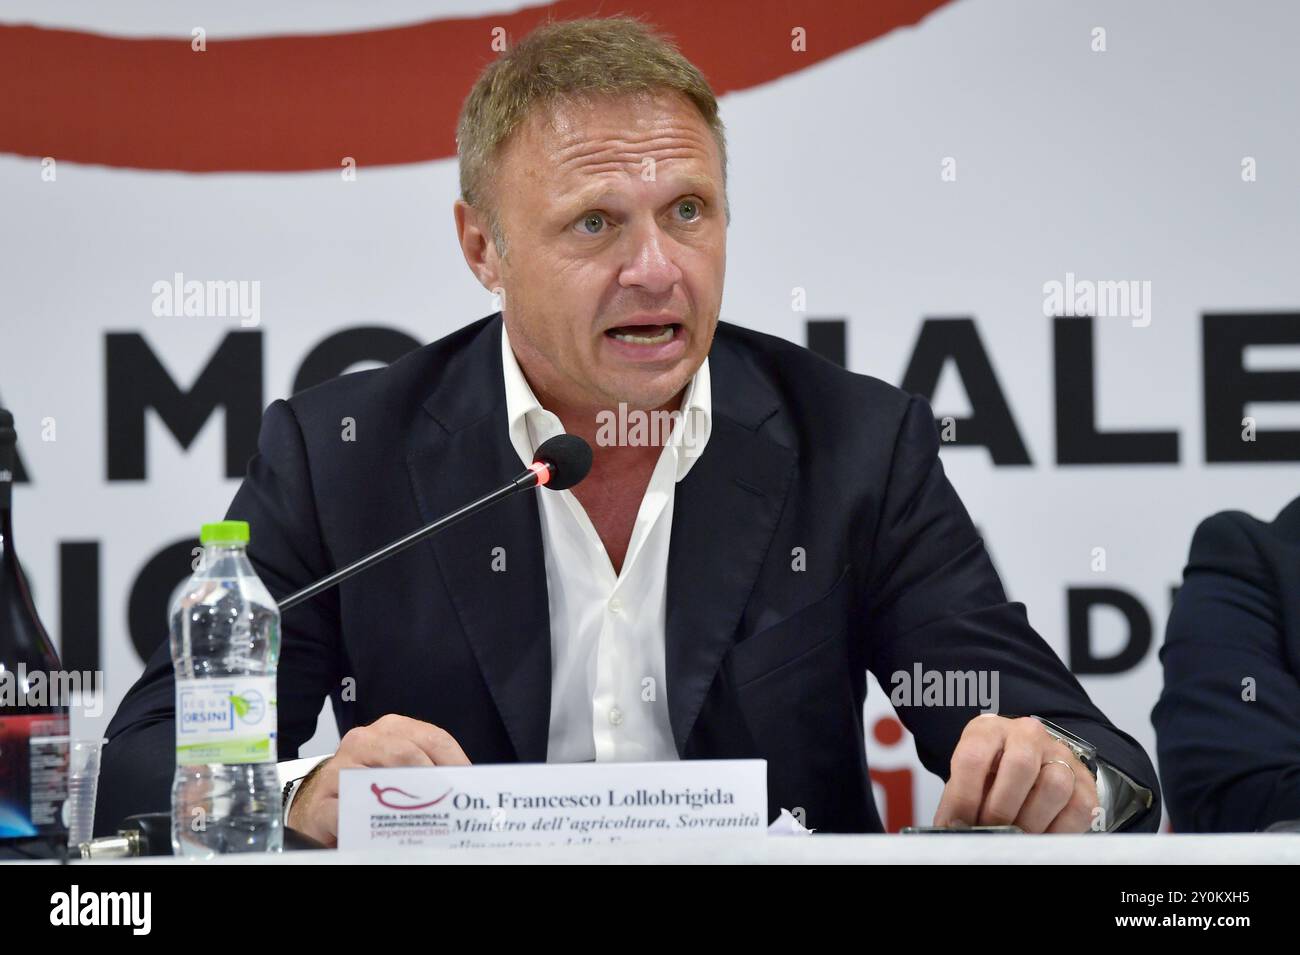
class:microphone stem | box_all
[277,466,546,613]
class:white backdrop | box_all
[2,0,1298,831]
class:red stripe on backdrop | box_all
[0,0,949,172]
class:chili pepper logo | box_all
[370,783,453,810]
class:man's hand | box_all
[287,714,471,847]
[933,715,1099,833]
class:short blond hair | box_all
[456,16,728,256]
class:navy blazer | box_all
[1153,496,1300,832]
[96,314,1161,835]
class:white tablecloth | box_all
[65,833,1300,865]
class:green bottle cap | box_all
[200,520,250,545]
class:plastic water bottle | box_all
[170,520,282,857]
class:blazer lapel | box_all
[406,315,552,763]
[403,316,796,763]
[665,331,796,755]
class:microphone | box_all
[523,432,592,491]
[276,434,592,612]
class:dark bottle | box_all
[0,408,70,847]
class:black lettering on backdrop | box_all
[1067,586,1152,675]
[58,541,100,673]
[1054,317,1179,464]
[106,331,263,480]
[900,318,1031,464]
[1204,312,1300,462]
[127,537,197,663]
[292,327,423,396]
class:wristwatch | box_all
[1029,715,1099,779]
[1009,714,1153,831]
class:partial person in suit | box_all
[96,16,1159,843]
[1153,495,1300,831]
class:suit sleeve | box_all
[94,399,343,836]
[1152,511,1300,832]
[862,395,1161,830]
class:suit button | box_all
[608,597,624,615]
[608,706,624,726]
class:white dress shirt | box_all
[500,323,712,763]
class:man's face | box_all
[479,90,726,414]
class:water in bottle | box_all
[170,520,282,856]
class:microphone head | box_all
[533,434,592,491]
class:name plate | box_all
[337,759,767,851]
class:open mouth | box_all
[604,323,681,345]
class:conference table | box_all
[55,833,1300,865]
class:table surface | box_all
[43,833,1300,865]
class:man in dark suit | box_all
[96,16,1159,843]
[1153,496,1300,831]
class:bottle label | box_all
[0,715,70,839]
[175,676,277,764]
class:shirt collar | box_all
[501,321,712,483]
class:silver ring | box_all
[1042,758,1077,785]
